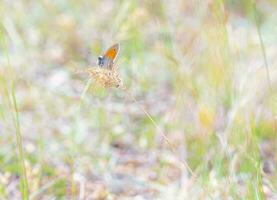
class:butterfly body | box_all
[97,55,111,68]
[97,43,119,70]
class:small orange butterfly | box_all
[97,43,120,70]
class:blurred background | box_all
[0,0,276,199]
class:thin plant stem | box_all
[121,88,194,173]
[121,87,213,199]
[68,78,93,199]
[252,2,272,91]
[0,28,29,199]
[29,176,63,199]
[245,3,271,198]
[83,67,213,197]
[80,79,92,103]
[11,83,29,200]
[252,1,276,138]
[69,156,76,200]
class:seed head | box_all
[87,66,123,88]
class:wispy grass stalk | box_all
[252,3,276,198]
[252,1,276,133]
[11,82,29,200]
[84,61,214,197]
[121,87,214,199]
[0,28,29,199]
[252,2,272,91]
[68,78,92,198]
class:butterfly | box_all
[97,43,120,70]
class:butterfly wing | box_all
[103,43,120,61]
[98,43,119,70]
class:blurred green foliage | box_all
[0,0,276,199]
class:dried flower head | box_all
[87,66,123,88]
